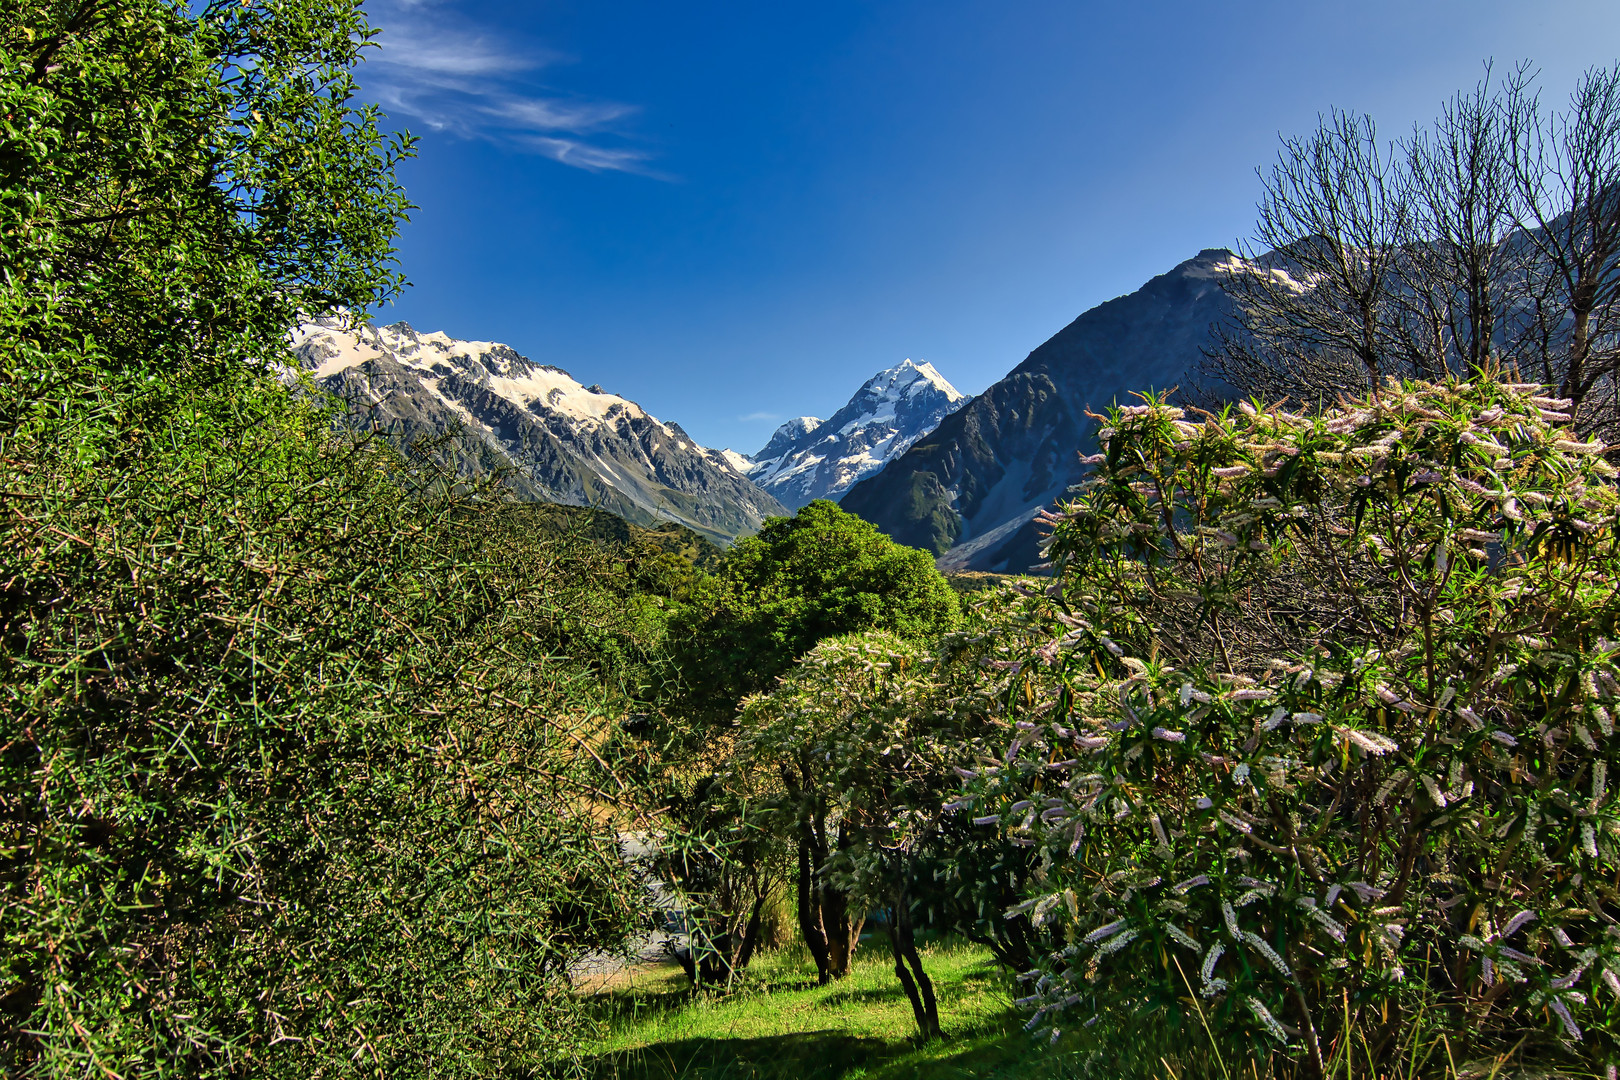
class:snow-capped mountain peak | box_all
[291,316,787,543]
[744,359,966,511]
[300,319,656,430]
[868,358,957,400]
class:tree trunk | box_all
[796,831,833,984]
[822,881,864,979]
[672,941,697,986]
[886,901,942,1040]
[734,891,766,973]
[795,805,862,984]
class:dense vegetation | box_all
[5,5,1620,1078]
[0,3,651,1075]
[960,381,1620,1073]
[666,501,960,720]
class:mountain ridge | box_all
[292,317,788,545]
[840,249,1240,571]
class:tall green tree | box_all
[1,4,642,1077]
[670,500,959,719]
[660,500,958,983]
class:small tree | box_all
[651,777,785,990]
[741,634,973,1037]
[1224,108,1413,397]
[671,500,960,715]
[1504,63,1620,428]
[667,500,959,983]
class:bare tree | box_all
[1505,62,1620,434]
[1207,62,1620,438]
[1212,109,1412,400]
[1395,67,1524,378]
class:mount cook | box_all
[729,359,967,511]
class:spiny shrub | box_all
[2,371,646,1078]
[953,379,1620,1074]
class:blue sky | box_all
[363,0,1620,454]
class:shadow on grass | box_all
[955,965,1003,983]
[585,1021,1049,1080]
[813,984,908,1008]
[587,1030,891,1080]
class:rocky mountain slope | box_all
[735,360,966,510]
[840,249,1240,572]
[291,318,788,545]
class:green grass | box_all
[582,939,1062,1080]
[579,941,1614,1080]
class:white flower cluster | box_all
[949,379,1620,1052]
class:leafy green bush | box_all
[0,3,643,1075]
[669,500,960,722]
[953,380,1620,1074]
[4,379,647,1078]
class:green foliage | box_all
[477,502,719,702]
[952,380,1620,1075]
[670,501,959,720]
[646,506,960,988]
[0,0,411,411]
[586,940,1029,1080]
[740,634,940,835]
[0,3,643,1076]
[522,504,726,579]
[736,630,1048,1033]
[648,774,787,990]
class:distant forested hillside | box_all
[523,503,727,572]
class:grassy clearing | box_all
[582,939,1059,1080]
[579,940,1612,1080]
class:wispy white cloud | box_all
[363,2,655,174]
[739,411,782,423]
[483,96,632,134]
[520,136,654,173]
[375,26,536,78]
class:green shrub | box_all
[2,370,649,1077]
[954,379,1620,1074]
[668,500,960,723]
[0,3,643,1075]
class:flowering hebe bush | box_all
[954,379,1620,1071]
